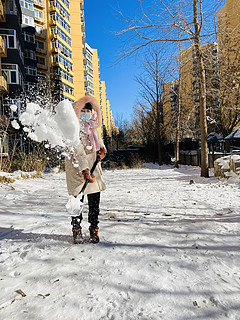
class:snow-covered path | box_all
[0,165,240,320]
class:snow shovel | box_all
[66,155,100,216]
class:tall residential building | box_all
[0,0,116,146]
[19,1,37,90]
[162,80,179,142]
[0,0,8,107]
[20,0,47,85]
[92,48,100,104]
[100,80,107,135]
[48,0,74,102]
[217,0,240,134]
[70,0,85,100]
[179,42,219,140]
[84,43,94,96]
[0,0,25,117]
[34,0,48,81]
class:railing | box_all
[34,0,45,8]
[179,151,236,168]
[37,63,48,70]
[35,30,47,39]
[34,16,44,25]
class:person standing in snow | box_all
[65,96,106,243]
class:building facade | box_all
[217,0,240,135]
[178,42,219,140]
[0,0,25,116]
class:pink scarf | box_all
[83,120,100,152]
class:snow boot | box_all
[89,227,99,244]
[71,216,83,244]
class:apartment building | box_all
[217,0,240,134]
[0,0,8,109]
[179,42,219,140]
[48,0,74,102]
[70,0,85,99]
[84,43,94,96]
[0,0,25,119]
[0,0,116,147]
[21,0,38,94]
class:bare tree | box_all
[117,0,225,177]
[135,47,171,164]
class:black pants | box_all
[87,192,100,228]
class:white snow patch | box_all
[0,165,240,319]
[11,120,20,130]
[10,104,17,112]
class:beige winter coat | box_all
[65,96,106,196]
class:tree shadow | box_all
[0,227,72,243]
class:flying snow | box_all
[19,99,80,148]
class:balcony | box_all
[34,0,45,9]
[37,63,48,70]
[49,5,57,11]
[35,30,47,40]
[0,75,8,93]
[0,35,6,57]
[34,16,44,25]
[49,18,57,26]
[50,33,58,41]
[52,61,59,67]
[0,0,5,22]
[36,47,47,54]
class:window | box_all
[24,50,35,60]
[22,15,35,26]
[50,26,71,46]
[36,56,45,65]
[88,81,94,89]
[34,10,42,19]
[20,0,34,10]
[51,39,72,58]
[51,11,71,33]
[8,36,14,48]
[10,71,17,83]
[25,66,37,76]
[0,31,17,49]
[1,64,21,85]
[86,66,93,75]
[87,59,93,68]
[36,41,44,49]
[24,32,35,43]
[6,0,15,14]
[35,26,43,34]
[86,51,92,61]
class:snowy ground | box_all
[0,164,240,320]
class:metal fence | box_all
[179,152,233,168]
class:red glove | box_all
[97,148,106,161]
[82,169,95,183]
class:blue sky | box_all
[84,0,143,122]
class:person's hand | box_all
[82,169,95,183]
[97,148,106,161]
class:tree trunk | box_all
[193,0,209,177]
[156,103,162,165]
[174,86,181,168]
